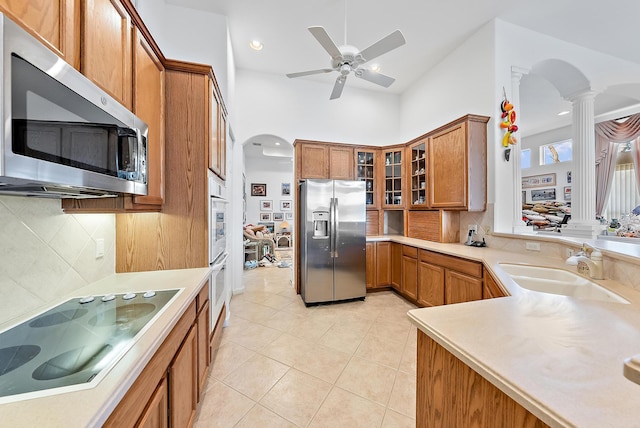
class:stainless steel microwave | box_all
[0,14,148,198]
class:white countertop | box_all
[0,267,211,427]
[369,236,640,427]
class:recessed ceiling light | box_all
[370,64,380,72]
[275,142,281,146]
[557,110,570,116]
[249,39,263,50]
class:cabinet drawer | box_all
[402,245,418,259]
[419,250,482,278]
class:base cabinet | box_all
[169,326,197,428]
[401,246,418,301]
[445,270,483,304]
[417,332,548,427]
[376,242,391,286]
[483,268,507,299]
[417,261,444,307]
[391,243,402,290]
[137,377,168,428]
[366,242,376,290]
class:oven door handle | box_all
[211,252,228,270]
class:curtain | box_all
[633,139,640,198]
[594,113,640,216]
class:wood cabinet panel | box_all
[391,242,402,290]
[170,325,197,428]
[0,0,79,68]
[376,241,391,286]
[297,143,329,179]
[197,300,210,400]
[417,260,445,307]
[402,254,418,301]
[445,270,483,304]
[382,148,404,208]
[408,139,428,208]
[366,210,380,236]
[407,210,459,243]
[131,27,164,207]
[429,123,467,209]
[329,146,354,179]
[483,268,507,299]
[402,245,418,258]
[365,242,376,290]
[137,376,168,428]
[417,332,548,428]
[420,250,482,278]
[355,149,377,208]
[82,0,132,109]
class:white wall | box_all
[0,197,115,325]
[244,157,294,231]
[234,69,401,148]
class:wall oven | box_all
[209,172,228,330]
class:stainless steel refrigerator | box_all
[300,179,366,305]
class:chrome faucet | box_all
[566,243,604,280]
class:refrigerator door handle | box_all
[329,197,335,258]
[333,197,339,258]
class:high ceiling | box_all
[168,0,640,144]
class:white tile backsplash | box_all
[0,196,115,325]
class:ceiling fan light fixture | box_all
[370,64,380,72]
[249,39,263,50]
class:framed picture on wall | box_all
[564,186,571,201]
[273,212,284,221]
[285,212,293,220]
[522,190,527,203]
[531,188,556,201]
[251,183,267,196]
[282,183,291,195]
[567,171,572,184]
[260,213,272,222]
[260,200,273,210]
[280,200,292,210]
[522,173,556,189]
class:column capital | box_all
[566,89,597,104]
[510,66,529,82]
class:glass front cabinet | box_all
[383,148,404,207]
[409,139,428,208]
[356,149,376,208]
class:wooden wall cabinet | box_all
[408,139,428,208]
[208,80,227,180]
[417,331,548,427]
[0,0,80,69]
[81,0,132,109]
[355,149,377,208]
[428,115,489,211]
[382,148,404,208]
[401,245,418,301]
[294,141,353,180]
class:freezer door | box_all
[301,179,334,303]
[333,180,366,300]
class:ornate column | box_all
[563,90,600,238]
[510,66,532,233]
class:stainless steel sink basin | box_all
[498,263,629,304]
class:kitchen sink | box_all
[498,263,629,304]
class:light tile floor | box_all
[194,266,418,428]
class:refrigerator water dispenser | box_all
[312,211,329,238]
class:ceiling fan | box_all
[286,24,406,100]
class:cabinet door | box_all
[391,242,402,290]
[0,0,79,68]
[401,255,418,301]
[445,270,483,304]
[329,146,354,179]
[197,300,210,400]
[408,139,428,208]
[376,242,391,286]
[208,79,220,176]
[82,0,132,109]
[218,111,227,180]
[417,261,445,307]
[137,376,168,428]
[382,149,404,207]
[132,28,164,207]
[356,149,377,208]
[298,143,329,178]
[483,269,507,299]
[429,123,467,208]
[170,326,197,428]
[365,242,376,290]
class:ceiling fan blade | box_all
[355,68,395,88]
[308,26,342,60]
[286,69,334,78]
[330,75,347,100]
[357,30,406,63]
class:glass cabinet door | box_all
[384,150,403,206]
[410,140,427,207]
[356,150,376,207]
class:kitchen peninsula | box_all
[368,235,640,427]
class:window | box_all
[540,140,572,165]
[602,144,640,222]
[521,149,531,169]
